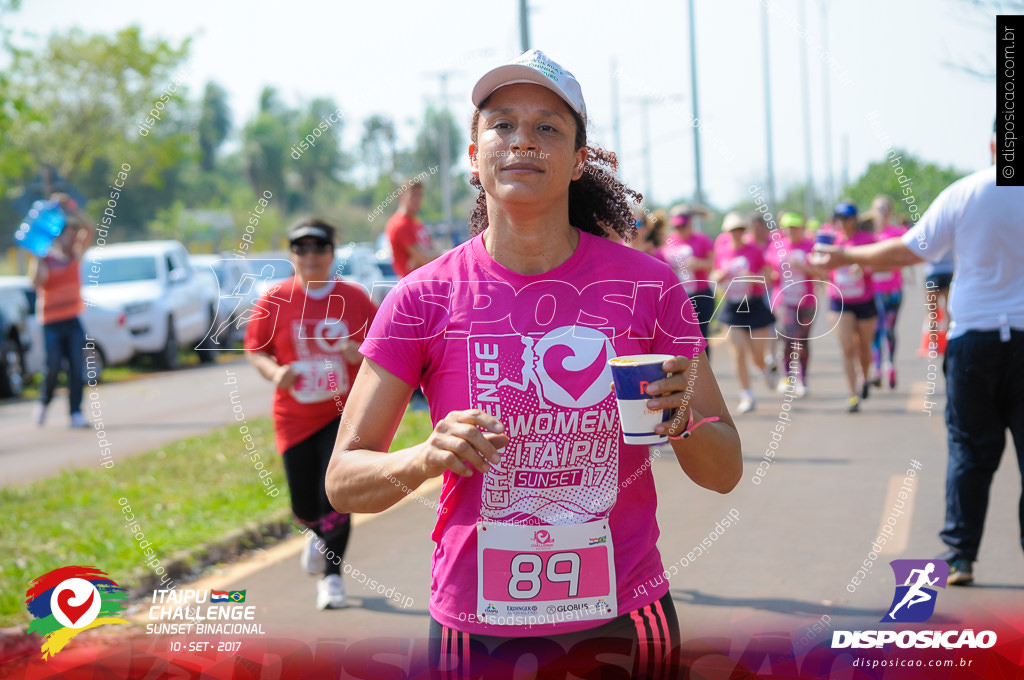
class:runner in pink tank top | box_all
[325,50,742,678]
[868,195,909,389]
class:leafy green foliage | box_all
[198,81,231,172]
[1,26,193,240]
[839,149,968,222]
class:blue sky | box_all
[5,0,996,211]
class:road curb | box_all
[134,511,294,596]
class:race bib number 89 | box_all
[476,521,616,626]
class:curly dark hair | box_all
[468,104,640,242]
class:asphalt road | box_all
[6,270,1023,675]
[132,272,1020,644]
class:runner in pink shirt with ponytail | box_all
[326,50,742,678]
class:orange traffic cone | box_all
[918,305,948,357]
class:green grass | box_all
[0,408,434,627]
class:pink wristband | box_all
[668,408,721,440]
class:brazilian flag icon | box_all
[228,590,246,603]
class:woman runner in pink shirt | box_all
[868,195,908,388]
[711,212,778,414]
[825,203,878,412]
[765,212,821,397]
[662,204,716,355]
[326,50,742,678]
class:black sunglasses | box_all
[290,240,331,255]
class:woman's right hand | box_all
[419,409,509,478]
[273,364,299,389]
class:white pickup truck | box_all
[81,240,216,369]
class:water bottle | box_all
[14,200,66,257]
[815,231,836,247]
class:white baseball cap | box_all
[472,49,587,123]
[722,211,749,231]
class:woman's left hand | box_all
[643,355,699,437]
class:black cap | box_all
[288,220,335,245]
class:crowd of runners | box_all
[630,193,928,414]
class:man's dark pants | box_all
[940,329,1024,562]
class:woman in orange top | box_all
[27,195,93,427]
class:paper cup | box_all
[609,354,674,445]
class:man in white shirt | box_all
[813,124,1024,586]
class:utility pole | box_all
[519,0,530,52]
[687,0,704,207]
[439,73,452,236]
[423,71,455,237]
[841,132,849,194]
[820,0,835,211]
[627,96,685,205]
[627,97,655,203]
[798,0,815,219]
[611,58,622,174]
[761,0,777,213]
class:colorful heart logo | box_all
[56,588,95,626]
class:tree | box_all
[293,97,346,210]
[840,150,968,223]
[399,106,470,222]
[0,0,32,189]
[1,26,194,239]
[198,82,231,172]
[406,106,462,178]
[360,114,397,184]
[242,87,292,204]
[948,0,1024,79]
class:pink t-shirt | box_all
[765,236,816,308]
[361,229,706,637]
[713,238,768,301]
[871,224,909,294]
[829,231,877,304]
[663,231,714,295]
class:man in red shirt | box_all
[385,180,436,277]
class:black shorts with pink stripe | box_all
[428,592,680,679]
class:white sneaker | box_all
[794,382,807,398]
[316,574,346,609]
[301,534,326,575]
[35,403,47,426]
[776,377,793,394]
[763,367,778,390]
[70,412,90,428]
[737,396,755,414]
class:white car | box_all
[374,254,400,305]
[0,276,135,385]
[81,241,215,369]
[190,254,260,348]
[333,243,392,304]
